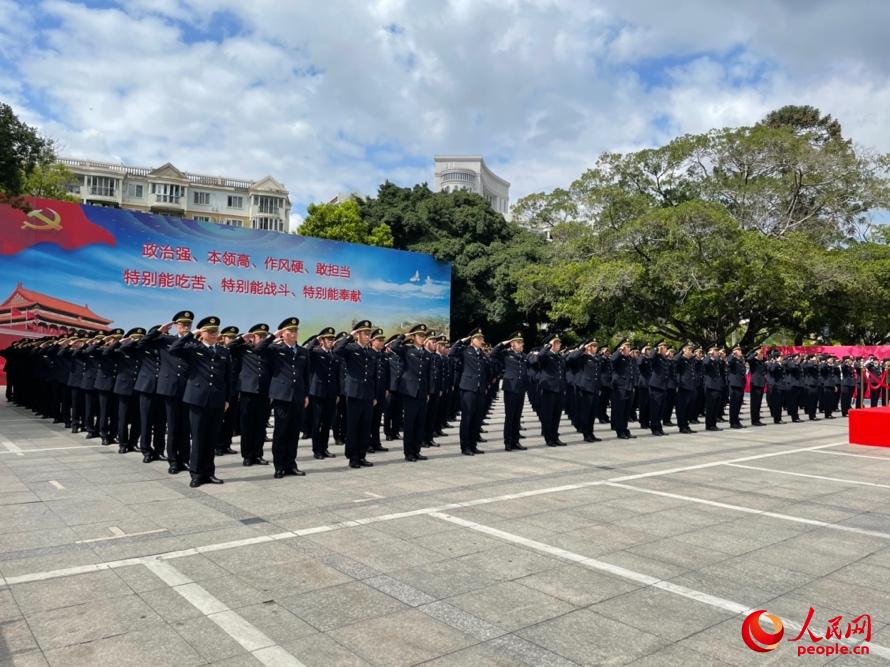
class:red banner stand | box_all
[849,407,890,447]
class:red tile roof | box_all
[0,283,112,324]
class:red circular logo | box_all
[742,610,785,652]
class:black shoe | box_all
[546,441,558,447]
[651,431,663,437]
[53,418,64,424]
[71,425,81,434]
[405,455,417,462]
[334,439,345,446]
[100,436,110,446]
[623,432,637,439]
[189,478,203,488]
[85,431,99,440]
[663,421,675,427]
[583,435,596,442]
[254,457,269,465]
[752,422,767,427]
[358,459,373,467]
[427,441,440,448]
[680,428,695,434]
[618,433,631,440]
[415,454,428,461]
[314,453,325,460]
[775,420,785,424]
[118,446,127,454]
[689,419,700,424]
[142,454,153,463]
[319,451,334,459]
[243,458,254,466]
[730,424,744,429]
[286,467,306,476]
[206,476,224,484]
[792,418,802,423]
[274,470,286,478]
[385,434,396,441]
[301,433,311,440]
[349,461,362,468]
[221,447,237,455]
[461,450,475,456]
[555,439,568,446]
[371,445,388,452]
[826,415,836,420]
[513,443,527,450]
[706,426,722,432]
[168,465,181,475]
[155,452,168,461]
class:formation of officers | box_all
[2,313,887,487]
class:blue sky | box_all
[2,0,890,225]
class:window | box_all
[151,183,183,204]
[222,219,242,227]
[253,217,284,232]
[193,215,210,222]
[254,195,281,214]
[193,191,210,205]
[227,195,243,209]
[87,175,116,197]
[127,183,144,199]
[442,170,475,184]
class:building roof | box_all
[0,283,113,325]
[433,155,510,187]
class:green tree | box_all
[21,160,79,201]
[0,102,55,208]
[359,183,537,338]
[298,199,393,247]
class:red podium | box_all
[849,407,890,447]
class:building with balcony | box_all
[59,158,292,233]
[433,155,510,217]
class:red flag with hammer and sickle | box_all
[0,198,117,255]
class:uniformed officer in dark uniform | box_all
[107,327,145,453]
[229,323,272,466]
[493,332,530,450]
[423,333,443,448]
[528,333,567,448]
[218,325,240,454]
[133,325,166,462]
[95,328,124,445]
[766,351,786,423]
[727,346,747,429]
[746,346,768,426]
[610,340,636,439]
[450,328,489,454]
[256,317,310,478]
[390,323,432,461]
[703,347,724,430]
[383,334,404,441]
[635,345,652,430]
[674,343,697,434]
[648,342,670,436]
[565,340,601,443]
[306,327,339,459]
[144,310,193,468]
[333,320,378,468]
[840,356,857,416]
[169,316,233,487]
[369,328,390,453]
[801,353,820,420]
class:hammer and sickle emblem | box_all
[21,208,62,232]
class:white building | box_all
[433,155,510,217]
[59,157,292,233]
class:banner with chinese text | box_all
[0,199,451,352]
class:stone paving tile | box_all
[447,581,576,633]
[280,580,410,631]
[332,609,479,667]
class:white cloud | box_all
[3,0,890,214]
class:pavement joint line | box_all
[0,439,845,587]
[0,435,23,456]
[0,444,104,454]
[144,560,306,667]
[427,510,890,659]
[724,463,890,489]
[605,482,890,541]
[814,449,890,462]
[75,527,169,544]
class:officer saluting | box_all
[306,327,339,460]
[528,333,567,448]
[256,318,309,478]
[229,323,272,466]
[168,316,233,488]
[450,328,488,455]
[390,323,432,462]
[493,331,529,450]
[333,320,378,469]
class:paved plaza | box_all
[0,395,887,666]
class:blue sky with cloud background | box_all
[2,0,890,225]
